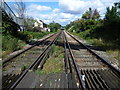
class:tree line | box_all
[65,2,120,47]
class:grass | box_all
[36,44,64,75]
[2,35,26,58]
[23,31,52,40]
[50,44,64,56]
[106,50,120,60]
[69,31,120,60]
[21,64,29,71]
[2,31,53,58]
[42,56,64,74]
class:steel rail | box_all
[63,31,79,88]
[62,31,69,73]
[8,31,62,89]
[32,32,61,70]
[3,33,55,65]
[66,31,120,75]
[63,31,84,89]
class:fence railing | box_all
[0,0,24,29]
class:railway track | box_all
[3,33,56,65]
[2,30,120,89]
[64,31,120,89]
[2,31,61,89]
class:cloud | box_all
[4,0,59,2]
[52,8,60,13]
[28,4,51,11]
[60,13,73,19]
[59,0,85,14]
[59,0,117,15]
[26,4,52,19]
[26,6,75,25]
[25,0,118,26]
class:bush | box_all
[2,35,25,52]
[23,31,51,39]
[79,29,91,39]
[2,8,20,35]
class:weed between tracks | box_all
[36,44,64,75]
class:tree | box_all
[105,6,118,21]
[24,17,39,32]
[48,21,61,32]
[65,21,74,30]
[104,6,120,43]
[2,8,20,35]
[92,9,100,20]
[82,8,100,20]
[82,8,92,19]
[114,1,120,16]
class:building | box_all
[33,20,50,32]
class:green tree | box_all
[48,21,61,32]
[105,6,118,21]
[114,1,120,16]
[103,6,120,44]
[65,21,74,30]
[92,9,100,20]
[82,8,100,20]
[2,8,20,35]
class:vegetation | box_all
[48,21,61,32]
[21,64,28,72]
[2,8,21,35]
[1,7,52,58]
[37,44,64,75]
[2,35,26,52]
[24,17,43,32]
[65,2,120,60]
[1,2,62,58]
[23,31,51,40]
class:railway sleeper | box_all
[93,70,109,89]
[81,70,92,89]
[90,70,107,89]
[102,69,120,84]
[97,69,119,88]
[82,70,95,89]
[86,70,100,89]
[68,73,78,88]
